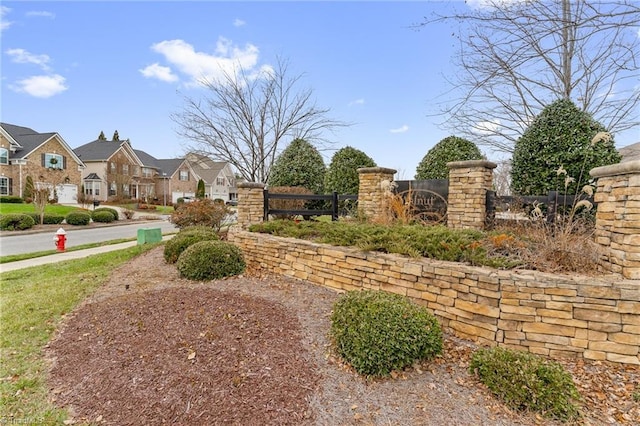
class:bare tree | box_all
[172,58,347,183]
[422,0,640,153]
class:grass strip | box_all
[0,244,159,424]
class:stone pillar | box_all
[236,182,265,229]
[357,167,397,223]
[447,160,496,230]
[590,160,640,280]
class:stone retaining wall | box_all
[229,228,640,366]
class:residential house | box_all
[620,142,640,163]
[184,152,237,203]
[74,132,236,204]
[0,123,85,203]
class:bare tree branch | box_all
[420,0,640,153]
[172,58,348,183]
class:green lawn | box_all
[0,203,85,216]
[0,244,159,423]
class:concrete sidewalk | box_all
[0,236,172,273]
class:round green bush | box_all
[179,225,219,235]
[469,346,581,422]
[42,213,65,224]
[0,213,36,230]
[324,146,376,195]
[92,210,115,223]
[65,211,91,226]
[414,135,483,180]
[92,207,119,220]
[268,138,326,195]
[330,290,443,377]
[163,230,219,264]
[176,240,246,280]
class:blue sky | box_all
[1,1,638,180]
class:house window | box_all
[109,182,117,196]
[0,177,8,195]
[0,148,8,165]
[110,162,117,173]
[133,166,140,176]
[179,170,189,181]
[142,167,153,178]
[85,181,101,197]
[216,177,226,186]
[122,164,129,175]
[44,153,63,169]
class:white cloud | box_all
[1,6,12,31]
[6,48,51,71]
[390,125,409,134]
[473,119,501,135]
[139,63,178,82]
[146,37,261,86]
[348,99,365,106]
[26,11,55,19]
[233,18,246,27]
[10,74,68,98]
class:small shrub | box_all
[164,230,219,264]
[330,290,443,377]
[176,240,246,280]
[0,196,24,204]
[469,346,581,422]
[38,213,65,225]
[93,207,119,220]
[65,211,91,226]
[0,213,36,230]
[92,210,115,223]
[170,198,231,231]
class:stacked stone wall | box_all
[229,228,640,366]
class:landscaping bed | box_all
[45,247,639,425]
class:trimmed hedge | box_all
[176,240,246,280]
[330,290,443,377]
[92,210,115,223]
[0,214,35,230]
[164,230,219,264]
[65,211,91,226]
[0,196,24,204]
[92,207,119,221]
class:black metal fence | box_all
[486,190,595,225]
[263,190,358,221]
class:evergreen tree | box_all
[24,175,34,201]
[415,136,483,180]
[196,179,206,199]
[511,99,620,195]
[98,131,106,141]
[268,138,326,194]
[113,130,120,141]
[324,146,376,195]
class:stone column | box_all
[357,167,397,223]
[447,160,496,230]
[236,182,265,229]
[590,160,640,280]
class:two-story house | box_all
[0,123,85,203]
[74,132,236,204]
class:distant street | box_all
[0,221,179,257]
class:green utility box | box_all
[137,228,162,245]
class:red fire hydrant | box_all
[54,228,67,252]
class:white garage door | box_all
[56,184,78,204]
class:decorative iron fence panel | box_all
[263,190,357,221]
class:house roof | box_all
[2,122,58,158]
[184,152,230,184]
[74,139,133,162]
[619,142,640,163]
[1,122,84,166]
[154,158,186,177]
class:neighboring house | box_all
[74,132,236,204]
[0,123,85,203]
[619,142,640,163]
[184,152,237,203]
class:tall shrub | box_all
[511,99,620,195]
[415,136,483,179]
[268,138,326,195]
[324,146,376,195]
[196,179,206,199]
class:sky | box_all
[1,1,639,180]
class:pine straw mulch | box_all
[45,247,639,425]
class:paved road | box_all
[0,221,179,256]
